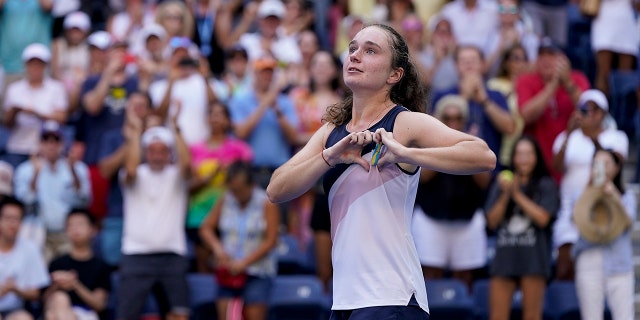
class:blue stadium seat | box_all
[608,70,638,138]
[268,275,330,320]
[544,280,612,320]
[106,272,159,320]
[425,278,474,320]
[188,273,218,320]
[276,234,307,275]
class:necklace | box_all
[347,104,394,132]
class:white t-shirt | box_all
[551,128,629,248]
[149,73,211,146]
[121,164,188,256]
[3,78,68,154]
[238,32,302,65]
[440,0,499,49]
[553,128,629,198]
[0,238,50,312]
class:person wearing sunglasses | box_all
[550,89,628,281]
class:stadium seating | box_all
[268,275,331,320]
[276,234,309,275]
[425,278,474,320]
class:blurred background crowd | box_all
[0,0,640,319]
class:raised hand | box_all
[324,130,376,170]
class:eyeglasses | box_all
[498,5,518,14]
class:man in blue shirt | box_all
[432,45,515,172]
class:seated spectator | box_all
[412,95,491,290]
[488,44,530,167]
[0,196,50,320]
[573,149,635,320]
[43,208,111,320]
[97,91,153,269]
[484,0,539,78]
[516,38,589,181]
[187,102,254,273]
[199,161,279,320]
[149,37,216,146]
[551,89,628,281]
[51,11,92,115]
[432,45,515,167]
[439,0,498,49]
[14,121,92,262]
[485,136,560,320]
[117,110,191,320]
[2,44,68,169]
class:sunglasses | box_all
[41,134,61,142]
[498,5,518,14]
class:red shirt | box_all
[516,71,590,180]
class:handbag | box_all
[580,0,601,17]
[214,266,248,289]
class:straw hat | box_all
[573,186,631,244]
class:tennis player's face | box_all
[344,27,395,92]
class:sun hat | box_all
[573,185,631,244]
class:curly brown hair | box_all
[323,23,427,126]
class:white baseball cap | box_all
[257,0,285,19]
[142,127,175,148]
[578,89,609,112]
[22,43,51,63]
[63,11,91,32]
[87,31,113,50]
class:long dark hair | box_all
[323,23,427,126]
[496,44,528,79]
[510,135,551,184]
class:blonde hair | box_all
[433,94,469,121]
[155,0,194,38]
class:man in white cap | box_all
[117,109,191,320]
[237,0,302,66]
[2,43,69,169]
[551,88,629,281]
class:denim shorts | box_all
[329,294,429,320]
[217,276,273,304]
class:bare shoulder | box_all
[394,111,474,148]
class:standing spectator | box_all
[0,161,13,199]
[432,45,515,166]
[77,40,138,221]
[155,0,195,46]
[0,0,52,88]
[51,11,92,116]
[488,44,530,167]
[2,44,68,169]
[0,196,50,320]
[135,24,169,93]
[187,102,254,273]
[516,38,590,180]
[412,95,491,290]
[237,0,302,67]
[117,110,191,320]
[43,208,112,320]
[199,161,279,320]
[284,29,320,92]
[485,136,560,320]
[439,0,498,49]
[573,149,635,320]
[590,0,639,96]
[422,14,458,92]
[97,91,153,268]
[215,45,252,103]
[14,121,92,262]
[521,0,569,48]
[189,0,226,77]
[106,0,154,54]
[149,37,217,146]
[551,89,628,280]
[229,56,299,189]
[86,31,113,78]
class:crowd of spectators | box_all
[0,0,639,319]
